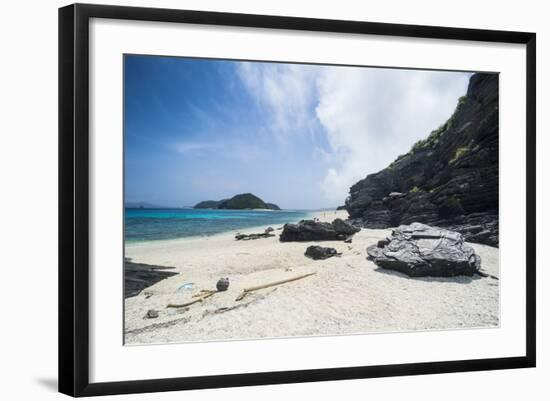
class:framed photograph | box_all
[59,3,536,397]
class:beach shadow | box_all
[373,267,482,284]
[35,377,57,392]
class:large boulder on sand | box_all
[280,219,360,242]
[331,218,361,235]
[367,222,481,277]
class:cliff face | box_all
[345,73,499,247]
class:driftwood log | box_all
[235,272,316,301]
[167,290,217,308]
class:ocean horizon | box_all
[124,208,330,243]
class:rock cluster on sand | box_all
[280,218,360,242]
[304,245,341,260]
[345,74,499,247]
[367,222,481,277]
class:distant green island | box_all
[193,193,280,210]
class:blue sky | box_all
[124,55,470,209]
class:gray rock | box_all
[344,74,499,247]
[216,277,230,291]
[265,227,275,233]
[332,218,361,236]
[125,261,178,298]
[235,232,275,240]
[367,222,481,277]
[305,245,341,260]
[280,219,360,242]
[146,309,159,319]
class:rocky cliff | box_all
[345,73,499,247]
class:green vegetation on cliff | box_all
[193,199,227,209]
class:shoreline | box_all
[124,209,499,345]
[125,209,343,248]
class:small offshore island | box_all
[194,193,281,210]
[124,72,500,345]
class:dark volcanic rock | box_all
[446,213,499,248]
[305,245,341,260]
[280,219,360,242]
[216,277,230,291]
[367,223,481,277]
[146,309,159,319]
[345,73,499,247]
[235,232,275,240]
[332,218,361,236]
[125,261,178,298]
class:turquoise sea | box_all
[125,208,313,243]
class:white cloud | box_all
[237,62,470,206]
[315,68,470,204]
[237,62,319,141]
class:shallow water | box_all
[125,208,313,243]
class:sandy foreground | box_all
[124,210,499,345]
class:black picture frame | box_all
[58,3,536,397]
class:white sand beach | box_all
[124,210,499,345]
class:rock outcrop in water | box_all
[194,193,280,210]
[345,73,499,247]
[367,223,481,277]
[280,218,360,242]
